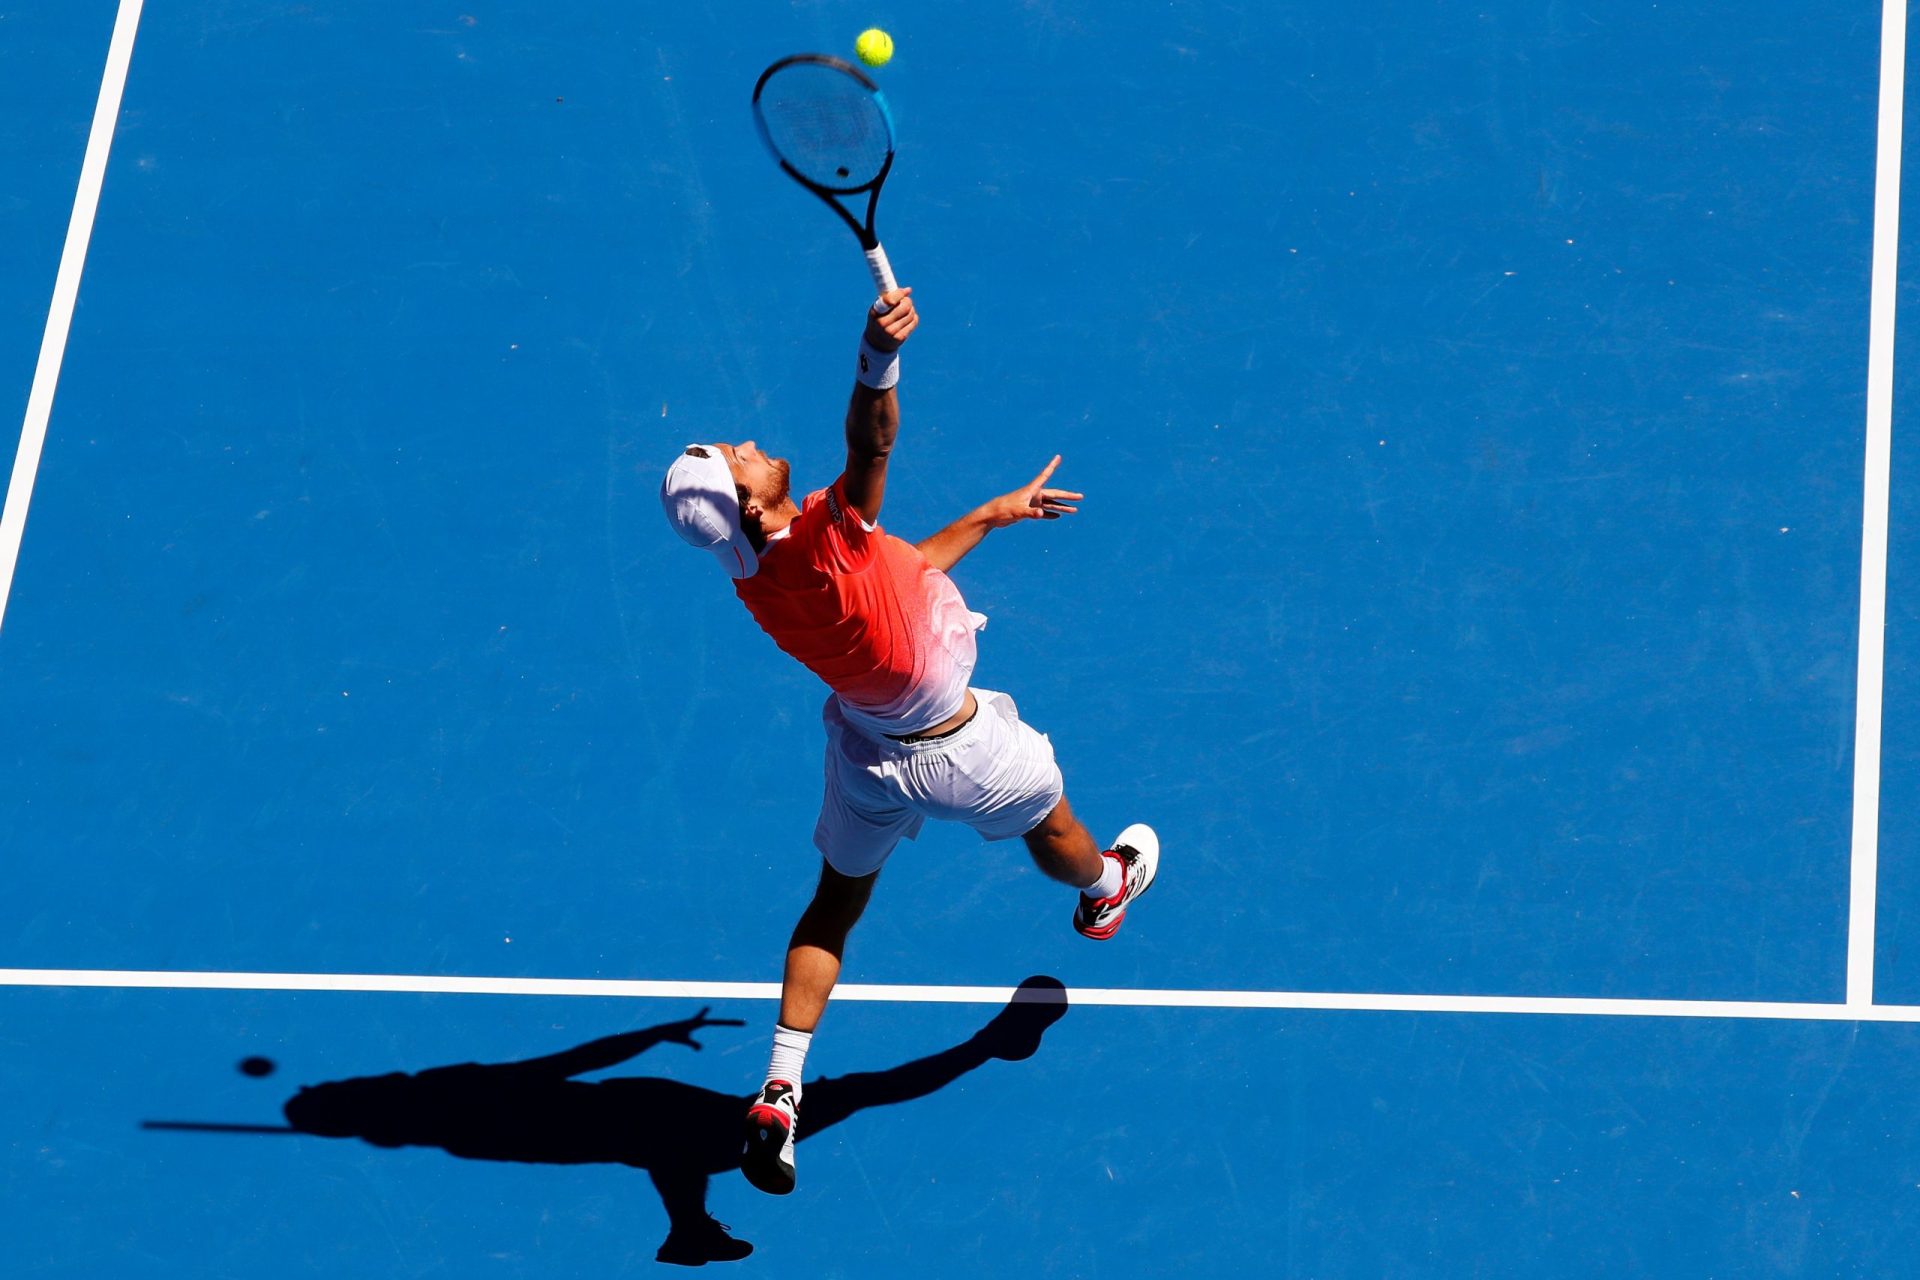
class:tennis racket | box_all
[751,54,899,301]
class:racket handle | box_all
[865,245,898,309]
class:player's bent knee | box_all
[803,862,877,932]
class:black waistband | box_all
[883,703,979,743]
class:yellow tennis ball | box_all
[855,28,893,68]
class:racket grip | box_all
[865,245,898,309]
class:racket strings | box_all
[757,68,891,188]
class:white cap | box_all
[660,444,759,579]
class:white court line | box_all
[6,967,1920,1023]
[0,0,145,632]
[1848,0,1908,1007]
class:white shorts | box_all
[813,687,1066,877]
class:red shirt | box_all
[734,480,980,734]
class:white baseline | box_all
[5,967,1920,1024]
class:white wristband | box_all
[856,338,900,390]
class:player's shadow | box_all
[279,976,1068,1266]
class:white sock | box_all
[766,1023,812,1094]
[1083,852,1124,901]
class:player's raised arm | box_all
[840,287,917,523]
[915,456,1083,573]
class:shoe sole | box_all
[741,1108,795,1196]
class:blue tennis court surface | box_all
[6,1,1920,1273]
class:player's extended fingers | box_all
[1026,455,1062,489]
[1024,499,1078,520]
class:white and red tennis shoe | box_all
[1073,824,1160,940]
[741,1079,800,1195]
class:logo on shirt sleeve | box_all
[825,485,845,525]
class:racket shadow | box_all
[149,976,1070,1267]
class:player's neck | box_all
[753,498,802,543]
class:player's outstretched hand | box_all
[865,287,917,351]
[981,455,1083,528]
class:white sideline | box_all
[0,0,145,632]
[6,967,1920,1023]
[1848,0,1908,1007]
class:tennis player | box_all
[659,286,1159,1196]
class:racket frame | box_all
[751,53,899,297]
